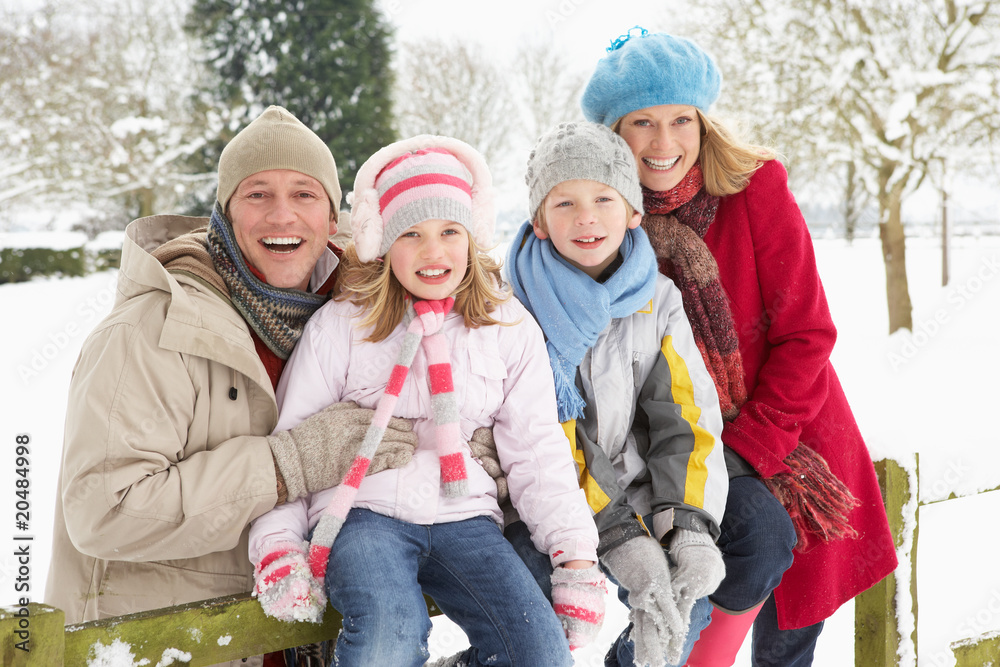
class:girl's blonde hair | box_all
[612,109,776,197]
[335,235,510,342]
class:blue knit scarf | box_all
[506,220,657,422]
[207,202,329,359]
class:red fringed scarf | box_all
[641,164,746,421]
[642,164,859,552]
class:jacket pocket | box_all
[632,350,655,391]
[463,342,508,422]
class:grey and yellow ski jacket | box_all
[566,273,728,557]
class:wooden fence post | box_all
[952,632,1000,665]
[0,602,65,666]
[855,456,919,666]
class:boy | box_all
[505,121,729,667]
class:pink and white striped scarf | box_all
[308,297,468,578]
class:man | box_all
[45,106,415,666]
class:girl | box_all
[247,135,606,667]
[581,28,898,666]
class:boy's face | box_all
[533,179,642,280]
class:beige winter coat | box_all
[45,214,280,649]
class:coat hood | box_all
[117,214,274,398]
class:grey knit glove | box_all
[267,401,418,501]
[468,426,508,503]
[603,535,686,667]
[668,529,725,629]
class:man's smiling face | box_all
[227,169,336,290]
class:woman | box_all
[581,28,897,666]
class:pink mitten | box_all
[252,541,326,623]
[551,563,607,650]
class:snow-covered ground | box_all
[1,232,998,665]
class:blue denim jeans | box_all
[711,476,797,613]
[751,593,824,667]
[715,476,824,665]
[503,520,710,667]
[324,508,572,667]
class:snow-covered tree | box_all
[689,0,1000,333]
[0,0,222,233]
[394,39,520,172]
[393,37,587,232]
[186,0,396,201]
[512,40,588,149]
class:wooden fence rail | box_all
[2,457,997,665]
[0,593,348,666]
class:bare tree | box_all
[393,37,591,236]
[688,0,1000,333]
[841,159,870,243]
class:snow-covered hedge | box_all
[0,231,124,283]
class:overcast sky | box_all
[380,0,674,66]
[0,0,677,73]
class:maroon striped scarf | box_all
[640,164,747,421]
[642,164,858,552]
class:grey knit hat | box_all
[217,105,341,219]
[526,121,643,220]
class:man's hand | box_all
[268,401,418,501]
[468,426,508,503]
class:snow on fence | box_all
[0,593,440,666]
[0,457,995,666]
[854,457,1000,667]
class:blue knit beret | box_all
[581,29,721,126]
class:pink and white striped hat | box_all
[349,135,496,262]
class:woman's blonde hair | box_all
[335,235,510,342]
[613,109,776,197]
[696,110,776,196]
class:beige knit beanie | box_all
[217,105,342,219]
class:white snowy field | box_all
[1,233,998,666]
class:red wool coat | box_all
[704,159,897,629]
